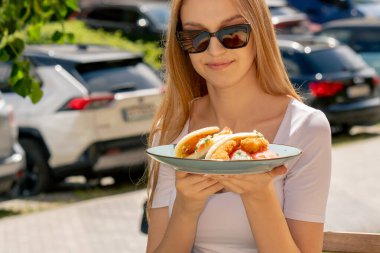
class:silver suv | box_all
[0,91,25,194]
[0,44,163,196]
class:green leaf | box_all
[58,6,67,18]
[30,80,43,103]
[10,38,25,56]
[27,24,42,41]
[65,0,79,10]
[0,48,10,61]
[13,78,31,97]
[10,62,25,84]
[51,30,64,42]
[4,44,17,59]
[33,0,43,15]
[65,32,75,43]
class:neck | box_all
[206,76,271,130]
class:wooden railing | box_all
[323,231,380,253]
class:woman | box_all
[146,0,331,252]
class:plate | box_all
[146,144,302,175]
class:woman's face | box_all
[180,0,256,89]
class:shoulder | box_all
[288,99,330,133]
[276,99,331,145]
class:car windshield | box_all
[76,59,162,93]
[305,46,368,73]
[141,4,170,29]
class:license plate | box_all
[347,85,370,98]
[122,104,155,121]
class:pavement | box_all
[0,190,148,253]
[0,129,380,253]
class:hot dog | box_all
[205,130,278,160]
[175,126,232,159]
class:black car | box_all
[278,35,380,133]
[267,0,310,34]
[78,0,309,42]
[78,0,169,41]
[316,18,380,75]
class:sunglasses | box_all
[176,24,251,54]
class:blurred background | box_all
[1,0,380,252]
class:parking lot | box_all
[0,126,379,253]
[2,1,380,252]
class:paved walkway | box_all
[325,134,380,233]
[0,190,148,253]
[1,131,380,253]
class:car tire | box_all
[10,139,53,196]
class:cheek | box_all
[189,55,207,77]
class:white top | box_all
[152,99,332,253]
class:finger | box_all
[175,171,189,179]
[208,174,230,180]
[201,182,225,196]
[176,171,207,183]
[218,179,245,194]
[269,165,287,177]
[193,178,221,192]
[179,174,211,186]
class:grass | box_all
[25,20,163,69]
[0,174,147,219]
[0,209,22,218]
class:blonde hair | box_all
[146,0,301,221]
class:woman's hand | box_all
[174,171,224,218]
[211,166,287,200]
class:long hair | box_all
[146,0,301,221]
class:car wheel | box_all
[10,139,53,196]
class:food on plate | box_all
[175,127,279,161]
[175,126,232,159]
[205,130,279,161]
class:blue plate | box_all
[146,144,302,174]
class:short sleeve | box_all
[150,121,189,208]
[283,110,332,223]
[152,163,175,208]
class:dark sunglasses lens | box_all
[219,26,249,49]
[191,32,210,53]
[177,31,210,53]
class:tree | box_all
[0,0,78,103]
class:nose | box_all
[207,36,226,56]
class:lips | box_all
[206,60,234,70]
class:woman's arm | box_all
[146,206,198,253]
[240,182,324,253]
[216,166,301,253]
[146,172,224,253]
[286,219,324,253]
[241,183,301,253]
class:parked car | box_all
[78,0,169,41]
[78,0,309,42]
[267,0,311,34]
[287,0,364,25]
[277,35,380,133]
[352,0,380,19]
[0,44,163,196]
[0,91,25,195]
[316,18,380,75]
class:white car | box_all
[0,91,25,195]
[0,44,163,195]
